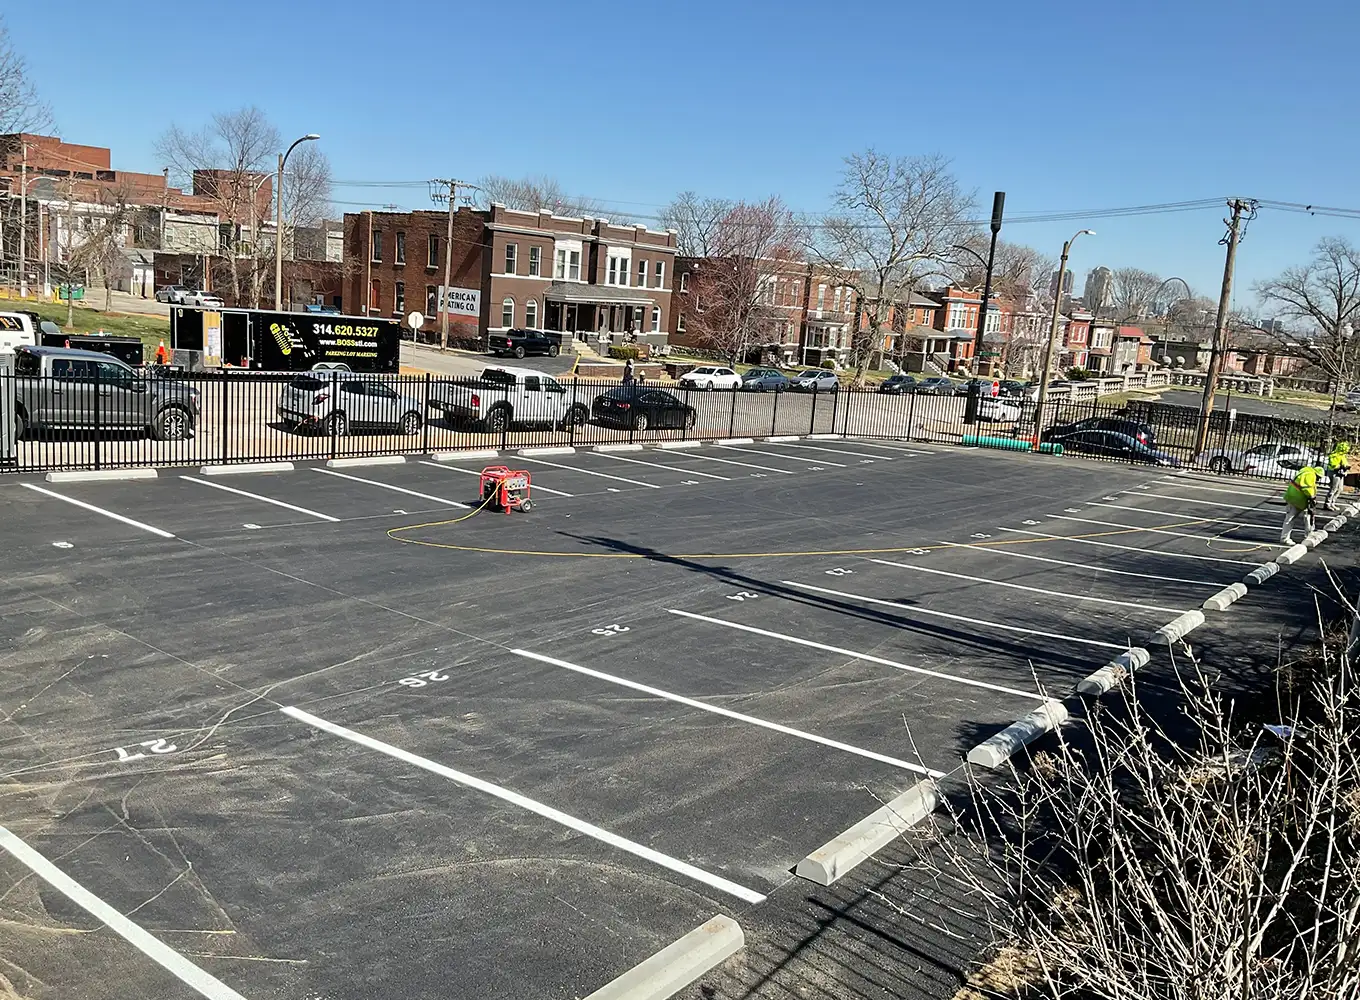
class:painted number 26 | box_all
[398,669,449,688]
[114,738,177,763]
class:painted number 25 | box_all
[113,738,177,763]
[398,669,449,688]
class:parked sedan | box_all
[978,397,1022,422]
[1042,428,1179,466]
[914,377,956,395]
[183,289,225,308]
[998,379,1027,397]
[591,386,697,431]
[955,378,999,397]
[878,374,918,394]
[1199,441,1320,477]
[791,369,839,392]
[1047,416,1157,449]
[740,367,791,392]
[277,374,425,436]
[677,366,742,391]
[155,285,191,304]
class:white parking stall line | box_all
[782,580,1127,650]
[721,444,847,467]
[1085,502,1280,532]
[1162,477,1284,498]
[997,527,1259,566]
[831,439,936,456]
[180,476,340,521]
[312,468,471,508]
[19,484,176,539]
[520,456,662,488]
[0,826,247,1000]
[280,706,766,904]
[938,541,1224,587]
[868,559,1184,614]
[675,452,796,475]
[593,452,729,480]
[778,442,894,461]
[512,649,944,778]
[418,461,574,497]
[667,610,1046,702]
[1048,513,1283,547]
[1122,490,1279,512]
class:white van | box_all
[0,312,37,352]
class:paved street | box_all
[0,438,1335,999]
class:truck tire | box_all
[484,405,511,433]
[15,406,29,441]
[327,412,348,437]
[547,345,560,357]
[152,406,193,441]
[632,412,649,432]
[561,404,588,428]
[1209,456,1231,474]
[513,346,526,359]
[399,411,422,435]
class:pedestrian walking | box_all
[1281,463,1323,544]
[1324,438,1351,508]
[622,358,635,385]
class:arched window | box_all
[525,299,538,329]
[501,297,515,328]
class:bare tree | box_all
[1256,238,1360,390]
[67,181,138,312]
[157,107,280,305]
[661,191,734,257]
[684,197,805,364]
[909,633,1360,1000]
[474,175,604,219]
[951,238,1055,302]
[1109,266,1164,320]
[815,150,973,384]
[0,16,52,134]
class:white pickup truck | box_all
[428,365,589,432]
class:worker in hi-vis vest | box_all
[1281,464,1323,544]
[1324,439,1351,509]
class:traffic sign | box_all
[406,311,424,330]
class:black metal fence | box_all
[2,369,1355,480]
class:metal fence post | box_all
[809,388,818,435]
[92,365,101,470]
[830,387,841,437]
[422,373,431,455]
[682,386,690,441]
[770,388,779,437]
[329,372,339,458]
[906,387,917,442]
[569,378,579,446]
[728,387,737,438]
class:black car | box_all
[1047,416,1156,449]
[878,374,917,394]
[1041,428,1178,466]
[914,377,955,395]
[591,386,696,432]
[955,378,998,397]
[740,367,791,392]
[488,329,561,359]
[997,379,1026,397]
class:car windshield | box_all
[289,375,326,390]
[798,370,822,377]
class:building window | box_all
[832,287,841,313]
[555,249,567,279]
[637,260,648,288]
[525,299,538,329]
[369,279,381,311]
[370,230,382,262]
[679,270,688,293]
[947,304,966,329]
[569,250,580,281]
[655,261,665,288]
[395,281,404,315]
[528,246,541,276]
[395,231,405,264]
[505,243,517,275]
[816,284,826,311]
[651,306,660,333]
[426,285,437,316]
[501,297,515,328]
[677,314,686,333]
[427,234,438,267]
[607,257,617,285]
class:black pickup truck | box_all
[487,329,561,359]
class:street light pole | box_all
[1032,229,1095,447]
[18,141,27,297]
[1328,321,1354,440]
[274,133,320,311]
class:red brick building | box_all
[345,205,677,350]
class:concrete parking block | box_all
[1277,543,1309,565]
[808,433,842,440]
[795,779,939,886]
[967,700,1070,769]
[518,446,577,456]
[199,462,295,476]
[45,468,157,483]
[1324,516,1347,532]
[1148,610,1206,644]
[429,449,499,461]
[656,441,702,449]
[1076,648,1151,697]
[1202,582,1249,612]
[583,916,744,1000]
[764,435,800,443]
[714,438,755,446]
[1304,530,1329,549]
[325,455,407,468]
[594,443,645,452]
[1243,562,1280,585]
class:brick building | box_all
[345,205,677,350]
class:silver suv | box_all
[13,345,199,440]
[277,373,424,436]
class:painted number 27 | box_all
[398,669,449,688]
[114,738,177,763]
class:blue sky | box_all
[9,0,1356,310]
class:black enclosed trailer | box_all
[39,332,145,366]
[170,307,400,372]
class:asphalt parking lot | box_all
[0,438,1318,1000]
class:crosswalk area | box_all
[0,444,1321,1000]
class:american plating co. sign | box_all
[440,286,481,318]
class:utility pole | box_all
[429,178,468,351]
[1193,198,1256,456]
[1032,228,1095,446]
[18,141,27,297]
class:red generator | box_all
[479,466,533,514]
